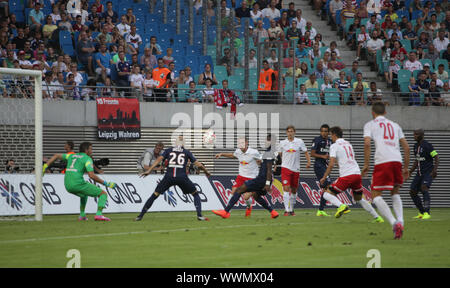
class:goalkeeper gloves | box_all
[103,180,116,189]
[42,163,48,174]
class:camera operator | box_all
[93,158,109,174]
[137,142,165,174]
[4,159,20,174]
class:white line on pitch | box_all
[0,222,318,244]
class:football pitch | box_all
[1,208,449,268]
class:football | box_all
[203,129,216,146]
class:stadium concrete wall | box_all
[1,99,450,130]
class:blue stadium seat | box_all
[306,88,321,105]
[397,69,411,84]
[324,88,340,105]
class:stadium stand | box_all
[0,0,449,106]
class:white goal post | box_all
[0,68,43,221]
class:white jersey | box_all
[233,147,262,178]
[329,138,361,177]
[363,115,405,165]
[278,138,307,173]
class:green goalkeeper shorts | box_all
[66,182,104,197]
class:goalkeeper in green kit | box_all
[43,142,116,221]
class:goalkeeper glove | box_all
[42,163,48,174]
[103,180,116,189]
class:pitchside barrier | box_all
[0,174,370,216]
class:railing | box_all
[1,79,448,106]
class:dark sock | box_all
[139,193,159,217]
[422,190,431,214]
[193,193,202,217]
[254,195,273,212]
[410,193,425,214]
[225,192,241,213]
[319,192,327,210]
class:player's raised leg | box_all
[212,184,246,218]
[353,191,384,223]
[323,189,349,218]
[135,191,160,221]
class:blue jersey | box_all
[161,146,196,178]
[311,136,331,168]
[414,140,437,176]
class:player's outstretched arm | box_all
[320,157,336,185]
[215,153,236,159]
[88,171,116,188]
[43,153,63,174]
[400,137,410,180]
[140,155,164,177]
[362,136,372,177]
[194,161,211,177]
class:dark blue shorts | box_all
[315,165,332,188]
[410,173,433,192]
[155,175,197,194]
[244,178,268,196]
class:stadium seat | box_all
[306,88,321,104]
[233,67,245,78]
[228,75,243,90]
[397,69,412,84]
[343,88,353,103]
[434,59,449,71]
[420,59,433,71]
[324,88,340,105]
[297,77,308,86]
[177,84,189,102]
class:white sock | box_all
[245,198,252,208]
[391,194,404,225]
[323,192,343,208]
[373,196,397,226]
[290,193,297,211]
[283,192,291,212]
[358,199,379,219]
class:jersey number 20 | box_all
[379,123,395,140]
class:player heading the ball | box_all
[136,136,211,221]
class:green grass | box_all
[1,208,449,268]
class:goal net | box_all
[0,68,43,221]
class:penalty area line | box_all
[0,222,313,244]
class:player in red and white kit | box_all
[215,137,261,217]
[278,125,311,216]
[362,103,410,239]
[320,127,384,221]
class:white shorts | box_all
[95,67,111,75]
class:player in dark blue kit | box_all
[409,129,439,220]
[311,124,332,217]
[212,135,279,219]
[135,138,211,221]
